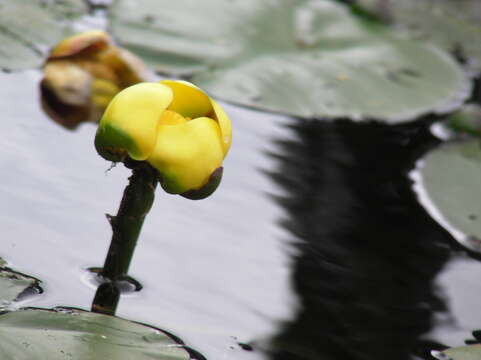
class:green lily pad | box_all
[0,260,40,307]
[0,307,191,360]
[418,140,481,252]
[356,0,481,74]
[432,344,481,360]
[0,0,88,71]
[110,0,469,122]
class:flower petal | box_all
[148,116,224,194]
[160,80,232,155]
[40,81,90,130]
[158,110,188,126]
[98,47,148,86]
[181,167,223,200]
[210,100,232,156]
[42,61,92,106]
[49,30,111,59]
[73,59,118,83]
[95,82,173,161]
[160,80,213,119]
[91,79,120,108]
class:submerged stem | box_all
[100,162,158,281]
[91,282,120,316]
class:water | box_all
[1,70,294,360]
[2,70,481,360]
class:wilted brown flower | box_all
[40,30,148,129]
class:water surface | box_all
[2,70,481,360]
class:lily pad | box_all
[0,307,191,360]
[0,0,88,71]
[432,344,481,360]
[0,260,40,307]
[356,0,481,74]
[110,0,469,122]
[418,140,481,252]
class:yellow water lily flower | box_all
[95,80,232,199]
[41,30,147,129]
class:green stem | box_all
[100,162,158,281]
[91,282,120,316]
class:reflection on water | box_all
[266,119,456,359]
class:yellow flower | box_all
[40,30,147,129]
[95,81,232,199]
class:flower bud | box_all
[95,81,232,198]
[41,30,147,129]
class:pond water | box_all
[2,70,481,360]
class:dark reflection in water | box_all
[267,119,455,360]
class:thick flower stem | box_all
[100,162,158,281]
[91,282,120,316]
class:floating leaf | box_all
[0,307,191,360]
[356,0,481,74]
[418,140,481,252]
[0,260,40,307]
[0,0,88,71]
[110,0,469,122]
[432,344,481,360]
